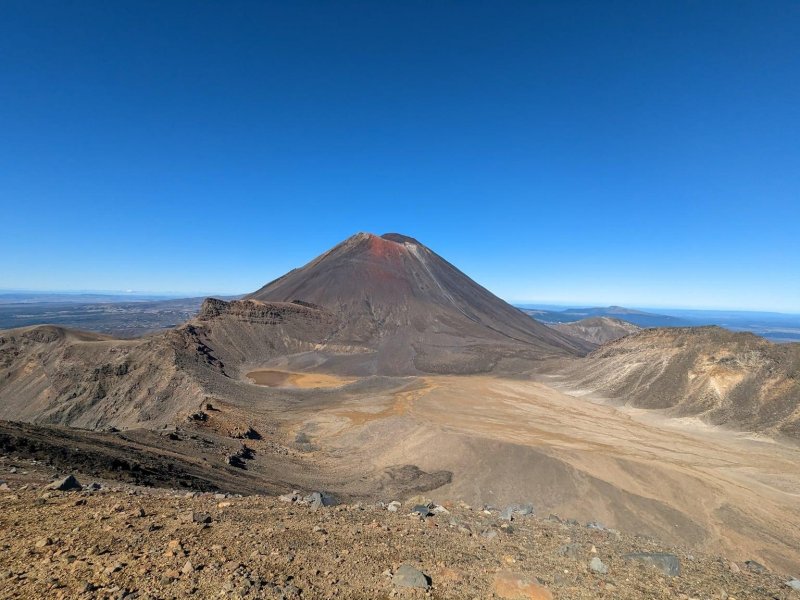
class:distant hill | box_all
[549,317,641,346]
[521,305,690,328]
[520,305,800,343]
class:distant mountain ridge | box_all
[521,306,690,328]
[520,305,800,342]
[560,326,800,439]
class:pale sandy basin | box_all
[289,374,800,574]
[246,369,356,389]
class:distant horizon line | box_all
[1,288,797,316]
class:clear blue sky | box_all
[2,1,798,311]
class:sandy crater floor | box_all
[279,373,800,574]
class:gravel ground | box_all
[1,460,798,599]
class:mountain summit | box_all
[0,232,587,429]
[244,232,587,373]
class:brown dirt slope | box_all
[559,326,800,438]
[0,324,204,429]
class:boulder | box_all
[231,426,261,440]
[47,475,82,492]
[589,557,608,574]
[307,492,324,510]
[623,552,680,577]
[179,510,211,524]
[500,503,535,521]
[392,564,430,589]
[304,491,336,510]
[744,560,767,574]
[411,504,433,517]
[226,454,247,469]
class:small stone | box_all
[35,537,52,548]
[165,539,185,557]
[785,579,800,591]
[181,561,194,575]
[162,569,180,584]
[387,501,401,513]
[557,543,581,560]
[589,557,608,574]
[392,564,430,589]
[493,570,553,600]
[103,563,123,575]
[279,490,301,503]
[729,562,741,573]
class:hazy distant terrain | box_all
[0,294,216,338]
[520,304,800,343]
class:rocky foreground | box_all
[1,458,799,600]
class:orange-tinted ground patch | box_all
[246,369,355,389]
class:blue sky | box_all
[1,1,798,311]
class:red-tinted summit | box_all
[246,233,588,373]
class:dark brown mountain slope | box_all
[247,232,589,373]
[559,326,800,438]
